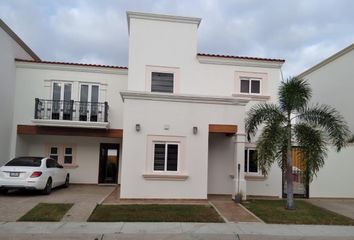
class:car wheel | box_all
[64,174,70,188]
[43,178,52,195]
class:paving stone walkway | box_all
[208,195,260,222]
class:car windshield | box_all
[5,157,42,167]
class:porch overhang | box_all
[208,124,238,135]
[17,125,123,138]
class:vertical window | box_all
[64,147,73,164]
[80,84,100,122]
[153,143,179,171]
[49,147,59,161]
[244,148,259,174]
[240,79,261,94]
[151,72,174,93]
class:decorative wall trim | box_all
[142,174,189,181]
[127,11,201,33]
[120,91,250,106]
[17,125,123,138]
[32,119,109,129]
[232,94,270,101]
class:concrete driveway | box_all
[0,185,115,222]
[308,199,354,219]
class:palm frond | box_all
[347,134,354,143]
[245,103,285,141]
[298,104,351,151]
[256,122,287,175]
[293,123,327,182]
[279,77,312,113]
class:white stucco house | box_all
[298,43,354,198]
[1,12,352,200]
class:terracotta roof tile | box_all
[197,53,285,63]
[15,58,128,69]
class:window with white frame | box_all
[49,147,59,161]
[151,72,174,93]
[64,147,73,164]
[153,142,179,172]
[244,148,259,174]
[240,78,261,94]
[47,145,76,167]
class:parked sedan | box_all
[0,157,69,194]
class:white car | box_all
[0,157,69,195]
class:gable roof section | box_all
[0,19,41,61]
[298,43,354,78]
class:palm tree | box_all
[245,77,350,210]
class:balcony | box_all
[33,98,109,129]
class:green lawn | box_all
[88,204,224,222]
[243,199,354,225]
[18,203,73,222]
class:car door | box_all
[46,159,58,186]
[55,162,66,185]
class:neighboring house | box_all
[298,43,354,198]
[0,19,40,167]
[2,11,303,200]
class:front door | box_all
[99,143,119,184]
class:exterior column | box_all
[233,133,247,200]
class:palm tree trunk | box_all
[286,119,295,210]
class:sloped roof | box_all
[197,53,285,63]
[298,43,354,78]
[15,58,128,69]
[0,19,41,61]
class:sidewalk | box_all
[0,222,353,237]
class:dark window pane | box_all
[167,144,178,171]
[46,159,56,168]
[153,144,166,171]
[249,150,258,172]
[65,148,72,155]
[151,72,174,93]
[64,156,73,164]
[80,85,89,102]
[240,80,249,93]
[5,157,42,167]
[50,155,58,161]
[64,84,72,101]
[52,83,61,101]
[244,149,248,172]
[50,147,58,154]
[251,80,260,94]
[91,85,99,102]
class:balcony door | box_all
[79,84,99,122]
[52,82,72,120]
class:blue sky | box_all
[1,0,353,77]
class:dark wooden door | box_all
[99,143,119,184]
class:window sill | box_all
[233,93,270,101]
[245,174,266,181]
[142,173,189,181]
[62,164,79,169]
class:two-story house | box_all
[298,43,354,198]
[2,12,287,200]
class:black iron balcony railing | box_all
[34,98,108,123]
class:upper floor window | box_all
[244,148,259,174]
[153,142,179,172]
[151,72,174,93]
[240,78,261,94]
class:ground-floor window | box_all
[153,142,179,172]
[46,144,76,167]
[244,148,259,174]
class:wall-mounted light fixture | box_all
[193,126,198,135]
[135,124,141,132]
